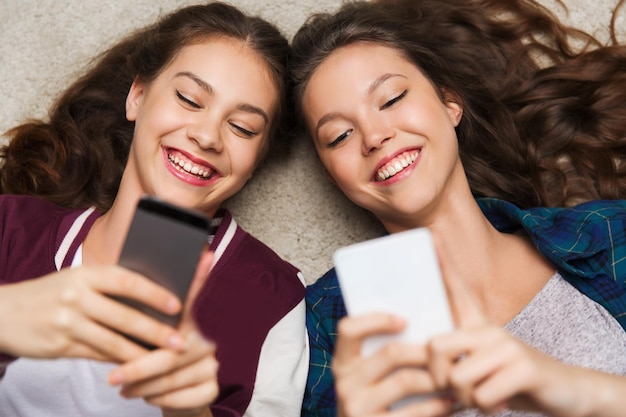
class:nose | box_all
[360,114,395,155]
[187,115,223,152]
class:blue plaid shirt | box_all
[302,198,626,417]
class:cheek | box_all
[231,141,266,176]
[320,151,357,187]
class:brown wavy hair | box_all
[290,0,626,208]
[0,2,290,212]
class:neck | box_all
[82,191,140,266]
[380,190,553,323]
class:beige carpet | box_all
[1,0,623,284]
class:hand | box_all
[108,251,220,415]
[0,265,186,363]
[332,313,455,417]
[112,329,218,414]
[428,263,625,417]
[428,322,577,415]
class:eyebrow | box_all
[174,71,270,124]
[314,73,406,137]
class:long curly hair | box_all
[0,2,290,212]
[290,0,626,208]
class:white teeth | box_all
[376,151,419,181]
[168,153,211,179]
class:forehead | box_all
[164,37,278,108]
[305,43,414,97]
[304,43,418,115]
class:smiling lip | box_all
[373,148,421,183]
[163,147,220,186]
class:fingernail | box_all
[167,297,181,313]
[108,370,123,386]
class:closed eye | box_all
[176,90,201,109]
[380,90,407,110]
[328,129,353,148]
[230,122,257,138]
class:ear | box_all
[445,101,463,127]
[442,89,463,127]
[125,78,145,122]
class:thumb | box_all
[184,249,215,314]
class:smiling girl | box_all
[0,3,306,417]
[290,0,626,416]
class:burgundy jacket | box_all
[0,195,307,416]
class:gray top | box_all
[454,272,626,417]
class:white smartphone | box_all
[333,227,454,408]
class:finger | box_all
[445,330,520,407]
[375,367,440,407]
[368,342,429,381]
[185,250,215,309]
[108,332,214,386]
[335,341,429,399]
[460,341,547,412]
[470,363,525,413]
[394,394,456,417]
[428,326,501,389]
[334,313,405,363]
[84,265,182,315]
[144,379,220,409]
[77,290,184,351]
[62,310,150,362]
[122,354,218,398]
[339,368,451,417]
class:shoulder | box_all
[306,267,344,311]
[479,197,626,228]
[0,194,93,243]
[228,222,305,300]
[212,209,302,281]
[305,268,346,338]
[0,195,97,282]
[0,194,72,222]
[197,211,304,323]
[479,197,626,252]
[479,197,626,328]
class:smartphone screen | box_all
[116,196,210,339]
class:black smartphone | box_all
[116,196,210,345]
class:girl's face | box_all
[302,42,466,232]
[124,37,277,217]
